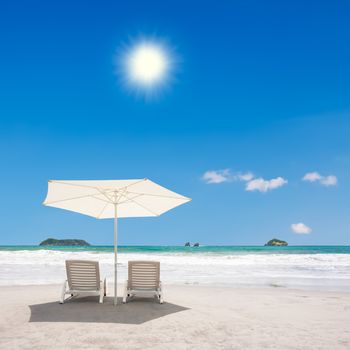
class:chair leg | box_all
[123,282,128,303]
[60,280,67,304]
[159,283,164,304]
[104,278,107,297]
[99,281,104,303]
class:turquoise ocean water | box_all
[1,245,349,290]
[1,245,349,254]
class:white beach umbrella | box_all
[43,179,191,306]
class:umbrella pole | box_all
[114,204,118,306]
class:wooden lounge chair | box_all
[123,261,163,304]
[60,260,106,304]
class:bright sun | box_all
[127,43,169,86]
[116,38,174,98]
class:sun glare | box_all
[116,38,175,99]
[127,44,168,86]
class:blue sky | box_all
[1,0,350,245]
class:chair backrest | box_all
[65,260,100,291]
[128,261,160,290]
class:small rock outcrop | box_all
[264,238,288,246]
[193,243,199,247]
[184,242,191,247]
[39,238,90,246]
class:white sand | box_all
[0,284,349,349]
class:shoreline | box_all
[2,282,350,294]
[1,247,349,292]
[2,280,350,295]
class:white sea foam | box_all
[0,250,350,291]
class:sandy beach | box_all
[2,0,350,349]
[0,284,349,350]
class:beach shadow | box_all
[29,296,189,324]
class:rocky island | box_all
[184,242,200,247]
[39,238,90,246]
[265,238,288,246]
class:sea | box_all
[0,245,350,291]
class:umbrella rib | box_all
[117,194,143,205]
[119,192,160,216]
[126,191,190,200]
[93,180,147,204]
[44,185,149,206]
[49,179,145,192]
[91,195,113,204]
[44,192,111,205]
[112,178,148,196]
[95,189,115,203]
[97,202,110,218]
[49,180,105,190]
[121,178,148,190]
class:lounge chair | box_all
[123,261,163,304]
[60,260,106,304]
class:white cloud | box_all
[237,172,254,181]
[202,169,254,184]
[245,177,288,193]
[320,175,337,186]
[202,170,287,193]
[303,172,337,186]
[291,223,312,234]
[202,169,231,184]
[303,172,322,182]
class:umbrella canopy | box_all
[43,178,191,305]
